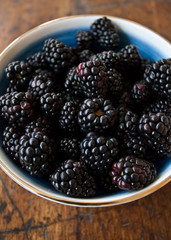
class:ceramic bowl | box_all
[0,15,170,207]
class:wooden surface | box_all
[0,0,171,239]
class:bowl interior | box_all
[0,16,170,205]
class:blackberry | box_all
[122,134,148,158]
[144,59,171,100]
[60,138,80,159]
[144,98,171,116]
[19,132,53,176]
[139,113,171,156]
[69,47,80,64]
[131,81,150,104]
[40,92,64,118]
[91,17,119,50]
[140,57,153,73]
[79,49,94,62]
[118,91,135,110]
[64,67,80,96]
[50,160,96,198]
[91,51,120,69]
[110,156,157,190]
[25,117,52,136]
[5,61,33,93]
[2,125,23,162]
[0,92,35,126]
[76,58,108,98]
[26,52,47,69]
[80,135,119,174]
[43,38,72,73]
[78,98,117,133]
[62,91,83,106]
[117,107,139,137]
[107,68,123,97]
[98,174,117,192]
[59,101,78,133]
[76,31,93,49]
[27,72,55,101]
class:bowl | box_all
[0,15,170,207]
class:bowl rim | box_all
[0,14,171,207]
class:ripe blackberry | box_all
[5,61,33,93]
[79,49,94,62]
[76,58,108,98]
[91,51,120,69]
[2,125,23,162]
[19,132,53,176]
[144,98,171,116]
[43,38,72,73]
[118,91,135,110]
[139,113,171,156]
[0,92,35,126]
[62,91,84,106]
[117,107,139,137]
[25,117,52,136]
[110,156,157,190]
[40,92,64,118]
[26,52,47,69]
[91,17,119,50]
[118,45,141,74]
[107,68,123,97]
[122,134,148,158]
[50,160,96,198]
[98,174,118,192]
[59,101,78,133]
[76,31,93,49]
[78,98,117,133]
[80,135,119,174]
[64,67,80,96]
[27,71,55,101]
[131,81,150,104]
[144,59,171,100]
[60,138,80,159]
[140,57,153,73]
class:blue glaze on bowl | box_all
[0,27,170,197]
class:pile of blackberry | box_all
[0,17,170,198]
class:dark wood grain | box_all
[0,0,171,239]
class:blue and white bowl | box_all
[0,15,170,207]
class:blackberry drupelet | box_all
[5,61,33,93]
[139,113,171,156]
[26,52,47,69]
[50,160,96,198]
[131,81,150,104]
[98,174,118,192]
[107,68,123,97]
[0,92,35,126]
[140,57,153,73]
[62,91,83,107]
[64,67,80,96]
[76,31,93,49]
[60,138,80,159]
[2,125,23,162]
[76,58,108,98]
[78,98,117,133]
[91,17,119,50]
[110,156,157,190]
[144,59,171,100]
[25,117,52,136]
[79,49,94,62]
[91,51,120,69]
[80,135,119,174]
[117,107,139,137]
[143,98,171,116]
[59,101,78,133]
[40,92,64,118]
[43,38,72,73]
[19,131,53,176]
[122,134,148,158]
[27,71,55,101]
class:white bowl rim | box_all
[0,14,171,207]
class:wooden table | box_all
[0,0,171,239]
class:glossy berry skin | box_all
[64,67,80,96]
[60,138,80,159]
[50,160,96,198]
[25,117,52,136]
[143,98,171,116]
[76,30,93,49]
[107,68,123,97]
[139,113,171,156]
[76,59,108,98]
[131,81,150,104]
[144,59,171,100]
[79,49,94,62]
[110,156,157,190]
[78,98,117,133]
[26,51,47,69]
